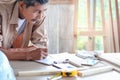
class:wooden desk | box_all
[10,53,120,80]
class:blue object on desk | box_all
[81,58,99,66]
[0,51,16,80]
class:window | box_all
[77,0,120,52]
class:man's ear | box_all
[18,1,26,10]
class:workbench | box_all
[10,53,120,80]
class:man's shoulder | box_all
[0,0,16,8]
[0,0,16,13]
[0,0,16,4]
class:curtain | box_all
[104,0,120,52]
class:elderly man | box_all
[0,0,49,60]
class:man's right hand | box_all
[26,46,48,60]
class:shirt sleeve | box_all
[30,17,48,48]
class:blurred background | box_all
[45,0,120,54]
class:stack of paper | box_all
[35,52,82,67]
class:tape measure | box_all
[48,69,78,80]
[61,69,78,77]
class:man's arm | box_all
[0,15,48,61]
[0,46,48,60]
[29,17,48,60]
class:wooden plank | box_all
[58,5,75,53]
[49,0,74,4]
[46,4,75,53]
[108,0,116,52]
[78,66,113,77]
[87,0,96,51]
[86,0,91,51]
[92,0,96,30]
[100,0,107,52]
[87,0,90,33]
[91,0,96,51]
[79,31,106,36]
[45,5,60,54]
[73,0,78,53]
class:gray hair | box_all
[17,0,49,8]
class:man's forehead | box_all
[33,2,48,10]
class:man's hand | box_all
[0,46,48,61]
[26,46,48,60]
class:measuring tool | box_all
[47,69,78,80]
[61,69,78,77]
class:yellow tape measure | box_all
[61,69,78,77]
[48,69,78,80]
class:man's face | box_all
[19,2,47,24]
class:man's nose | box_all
[36,13,44,19]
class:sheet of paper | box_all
[35,52,71,65]
[35,56,55,65]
